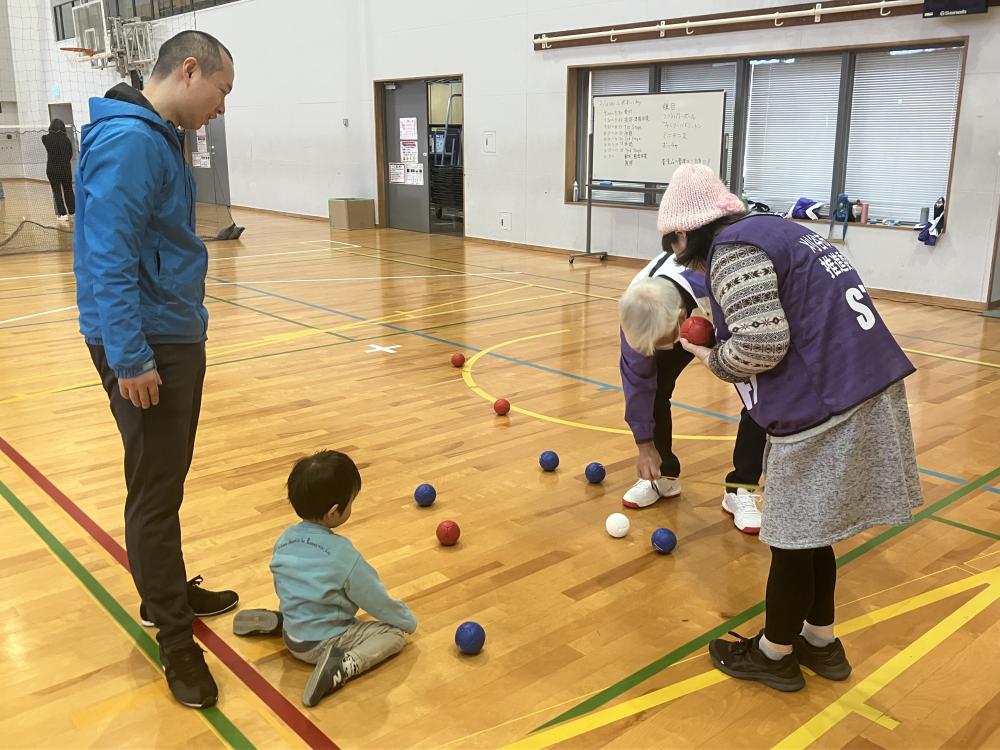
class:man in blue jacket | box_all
[74,30,236,709]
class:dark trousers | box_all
[764,546,837,645]
[652,344,767,487]
[47,170,75,216]
[89,342,206,648]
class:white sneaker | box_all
[722,488,762,534]
[57,215,69,221]
[622,477,681,508]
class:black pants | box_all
[47,170,75,216]
[652,344,767,487]
[89,342,206,648]
[764,546,837,645]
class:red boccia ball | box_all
[436,520,461,546]
[680,316,716,347]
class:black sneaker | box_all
[302,643,347,707]
[794,635,852,681]
[708,631,805,692]
[233,608,283,637]
[140,575,239,627]
[160,641,218,708]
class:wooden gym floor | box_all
[1,209,999,749]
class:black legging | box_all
[48,170,75,217]
[764,545,837,645]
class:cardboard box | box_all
[328,198,375,230]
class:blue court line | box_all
[207,276,736,423]
[208,275,1000,496]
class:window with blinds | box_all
[845,47,963,224]
[660,61,738,186]
[743,55,842,216]
[574,44,965,220]
[588,67,650,204]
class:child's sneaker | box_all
[708,631,805,692]
[622,477,681,508]
[303,643,347,707]
[794,635,852,680]
[721,488,762,534]
[234,609,283,636]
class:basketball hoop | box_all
[60,46,96,57]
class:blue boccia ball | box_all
[455,621,486,654]
[539,450,560,472]
[414,483,437,507]
[651,528,677,554]
[585,462,606,484]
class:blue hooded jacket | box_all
[74,83,208,378]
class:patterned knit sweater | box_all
[707,244,792,383]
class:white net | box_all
[1,1,242,251]
[0,126,76,253]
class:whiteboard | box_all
[591,91,726,184]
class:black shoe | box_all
[302,643,347,707]
[794,635,852,681]
[233,608,283,637]
[708,631,805,692]
[160,641,218,708]
[140,575,239,627]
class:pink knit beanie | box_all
[656,163,745,234]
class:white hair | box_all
[619,277,685,356]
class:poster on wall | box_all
[399,117,418,140]
[400,140,419,163]
[192,152,212,168]
[389,162,405,184]
[404,163,424,186]
[195,126,209,153]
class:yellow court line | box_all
[773,565,1000,749]
[901,347,1000,370]
[500,564,999,750]
[462,330,736,442]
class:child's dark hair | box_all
[662,211,749,266]
[286,450,361,520]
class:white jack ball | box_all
[605,512,630,538]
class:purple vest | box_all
[707,215,915,436]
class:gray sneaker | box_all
[303,643,347,707]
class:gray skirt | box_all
[761,381,923,549]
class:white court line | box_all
[302,239,363,247]
[0,304,77,325]
[0,246,348,283]
[206,272,523,285]
[209,246,351,262]
[0,270,75,282]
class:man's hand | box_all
[119,369,162,409]
[636,442,662,481]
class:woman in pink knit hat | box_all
[660,163,922,692]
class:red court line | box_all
[0,434,339,750]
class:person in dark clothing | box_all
[42,118,76,220]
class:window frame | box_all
[568,38,967,229]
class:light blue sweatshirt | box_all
[270,521,417,642]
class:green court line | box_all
[928,514,1000,542]
[0,479,255,750]
[536,463,1000,731]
